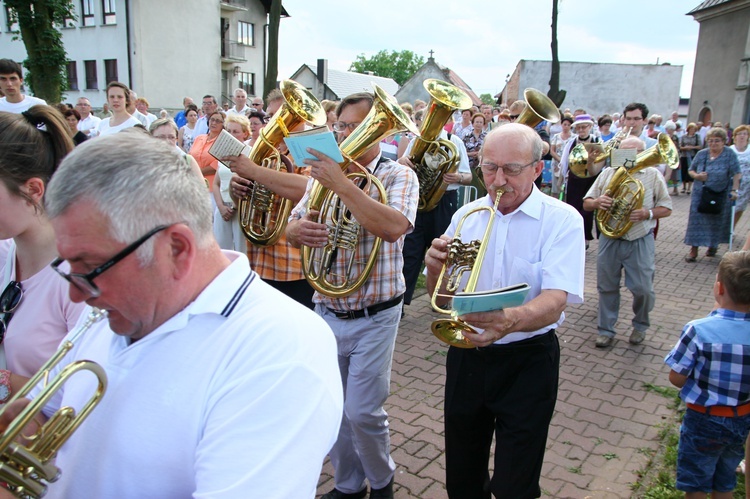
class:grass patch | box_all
[635,383,747,498]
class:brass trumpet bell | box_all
[515,88,561,129]
[431,318,478,349]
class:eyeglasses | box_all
[154,134,177,141]
[51,224,172,298]
[251,103,263,107]
[332,121,361,133]
[509,114,520,121]
[209,118,224,124]
[0,281,23,341]
[706,138,724,144]
[480,158,538,177]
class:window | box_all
[102,0,116,25]
[238,21,253,46]
[238,72,254,96]
[84,60,98,89]
[81,0,95,27]
[104,59,118,84]
[66,61,79,91]
[5,6,18,31]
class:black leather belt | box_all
[327,295,404,320]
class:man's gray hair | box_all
[46,133,214,263]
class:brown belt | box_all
[687,402,750,417]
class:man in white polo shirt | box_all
[75,97,101,136]
[0,59,46,113]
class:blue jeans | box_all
[676,408,750,492]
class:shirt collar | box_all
[482,184,543,220]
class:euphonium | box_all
[0,308,107,499]
[238,80,327,246]
[430,191,503,348]
[410,79,473,212]
[301,84,419,298]
[568,127,632,178]
[596,133,679,238]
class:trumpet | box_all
[0,308,107,498]
[431,191,503,348]
[568,127,632,178]
[238,80,327,246]
[410,79,473,212]
[301,84,419,298]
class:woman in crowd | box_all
[645,117,658,139]
[62,108,88,146]
[730,124,750,225]
[684,127,741,261]
[452,109,473,139]
[321,100,338,132]
[664,121,681,196]
[559,114,602,247]
[550,114,574,198]
[0,106,87,401]
[212,113,251,252]
[190,110,225,191]
[178,103,199,153]
[598,115,614,142]
[95,81,140,137]
[463,112,488,197]
[679,122,702,195]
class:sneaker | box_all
[595,335,613,348]
[629,330,646,345]
[321,488,367,499]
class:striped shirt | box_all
[246,165,309,282]
[665,309,750,407]
[290,153,419,310]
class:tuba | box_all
[409,79,473,212]
[301,84,419,298]
[513,88,561,129]
[430,192,504,348]
[238,80,327,246]
[596,133,679,238]
[568,127,632,178]
[0,308,107,498]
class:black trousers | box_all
[263,278,315,310]
[402,190,459,305]
[445,330,560,499]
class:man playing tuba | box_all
[583,134,672,348]
[286,92,419,499]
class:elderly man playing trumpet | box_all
[425,124,584,498]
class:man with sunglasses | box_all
[424,124,584,499]
[1,133,343,498]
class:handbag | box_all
[697,185,725,214]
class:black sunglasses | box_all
[51,224,172,298]
[0,281,23,341]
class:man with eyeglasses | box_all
[75,97,101,137]
[424,124,584,499]
[286,91,419,499]
[1,133,343,498]
[194,94,218,136]
[583,135,672,349]
[224,89,317,310]
[250,96,264,112]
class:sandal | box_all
[706,248,717,257]
[685,255,697,263]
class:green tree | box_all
[5,0,75,104]
[263,0,282,101]
[479,93,495,106]
[349,50,424,86]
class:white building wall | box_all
[515,60,683,119]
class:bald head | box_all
[483,123,543,161]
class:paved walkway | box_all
[317,192,750,498]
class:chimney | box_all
[317,59,328,85]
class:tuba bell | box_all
[513,88,561,129]
[430,192,504,347]
[409,79,473,212]
[596,133,679,238]
[301,84,419,298]
[238,80,327,247]
[0,308,107,499]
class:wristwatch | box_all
[0,370,11,404]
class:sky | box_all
[275,0,701,99]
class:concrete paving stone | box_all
[567,391,604,412]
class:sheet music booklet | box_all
[208,129,252,161]
[447,282,530,316]
[283,126,344,166]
